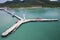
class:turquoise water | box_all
[0,8,60,40]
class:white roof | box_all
[0,0,13,3]
[50,0,58,1]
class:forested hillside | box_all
[0,0,60,7]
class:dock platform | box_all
[1,8,58,37]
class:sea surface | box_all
[0,7,60,40]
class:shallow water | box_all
[0,8,60,40]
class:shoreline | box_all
[0,6,60,9]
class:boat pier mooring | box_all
[1,8,58,37]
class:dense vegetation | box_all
[0,0,60,8]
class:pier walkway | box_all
[1,18,58,37]
[4,9,23,20]
[1,8,58,37]
[1,20,29,37]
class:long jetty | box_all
[1,20,29,37]
[4,9,23,20]
[1,8,58,37]
[1,18,58,37]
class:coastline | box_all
[0,6,60,9]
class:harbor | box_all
[0,8,58,37]
[0,7,59,40]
